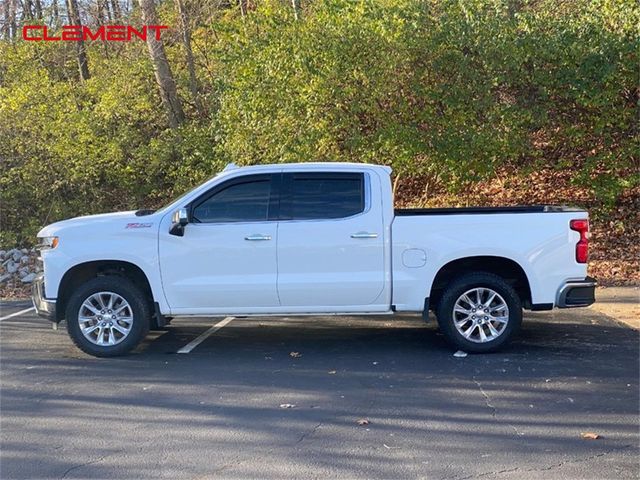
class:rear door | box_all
[276,171,385,308]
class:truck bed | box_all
[394,205,584,216]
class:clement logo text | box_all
[22,25,169,42]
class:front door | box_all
[276,171,385,308]
[159,174,280,313]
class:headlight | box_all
[38,236,59,250]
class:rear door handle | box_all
[351,232,378,239]
[245,234,272,241]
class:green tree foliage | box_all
[0,0,637,246]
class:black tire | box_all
[435,272,522,353]
[66,276,151,357]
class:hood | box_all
[37,210,152,237]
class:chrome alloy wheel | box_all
[77,291,134,346]
[452,287,509,343]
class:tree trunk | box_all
[392,174,402,198]
[105,0,114,22]
[238,0,246,20]
[65,0,91,81]
[96,0,105,25]
[95,0,112,59]
[175,0,202,114]
[34,0,42,19]
[139,0,185,128]
[7,0,18,40]
[291,0,300,20]
[23,0,33,19]
[9,0,16,40]
[110,0,121,21]
[52,0,59,27]
[2,0,10,40]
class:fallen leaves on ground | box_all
[356,419,370,426]
[581,432,601,440]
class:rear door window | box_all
[284,173,365,220]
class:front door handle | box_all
[351,232,378,239]
[245,234,272,241]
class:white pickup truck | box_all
[32,162,596,357]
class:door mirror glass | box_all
[172,208,189,226]
[170,208,189,236]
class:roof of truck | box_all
[222,162,392,174]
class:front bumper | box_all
[557,276,597,308]
[31,273,57,322]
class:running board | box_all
[169,311,394,318]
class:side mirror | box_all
[169,208,189,236]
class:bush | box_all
[0,0,637,246]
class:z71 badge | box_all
[125,222,153,229]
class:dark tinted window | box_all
[193,179,271,223]
[289,173,364,220]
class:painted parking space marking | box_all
[0,306,35,322]
[176,316,235,354]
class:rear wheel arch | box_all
[429,256,532,311]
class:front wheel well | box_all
[429,256,532,310]
[56,260,154,322]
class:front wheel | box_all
[436,272,522,353]
[66,276,151,357]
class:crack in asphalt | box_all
[472,377,497,417]
[60,450,123,479]
[524,445,634,474]
[297,422,323,444]
[209,460,243,476]
[472,376,523,437]
[441,444,634,479]
[205,421,325,476]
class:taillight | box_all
[570,219,589,263]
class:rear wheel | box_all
[436,272,522,353]
[66,276,150,357]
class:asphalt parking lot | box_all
[1,303,638,479]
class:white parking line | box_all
[176,316,235,354]
[0,306,35,322]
